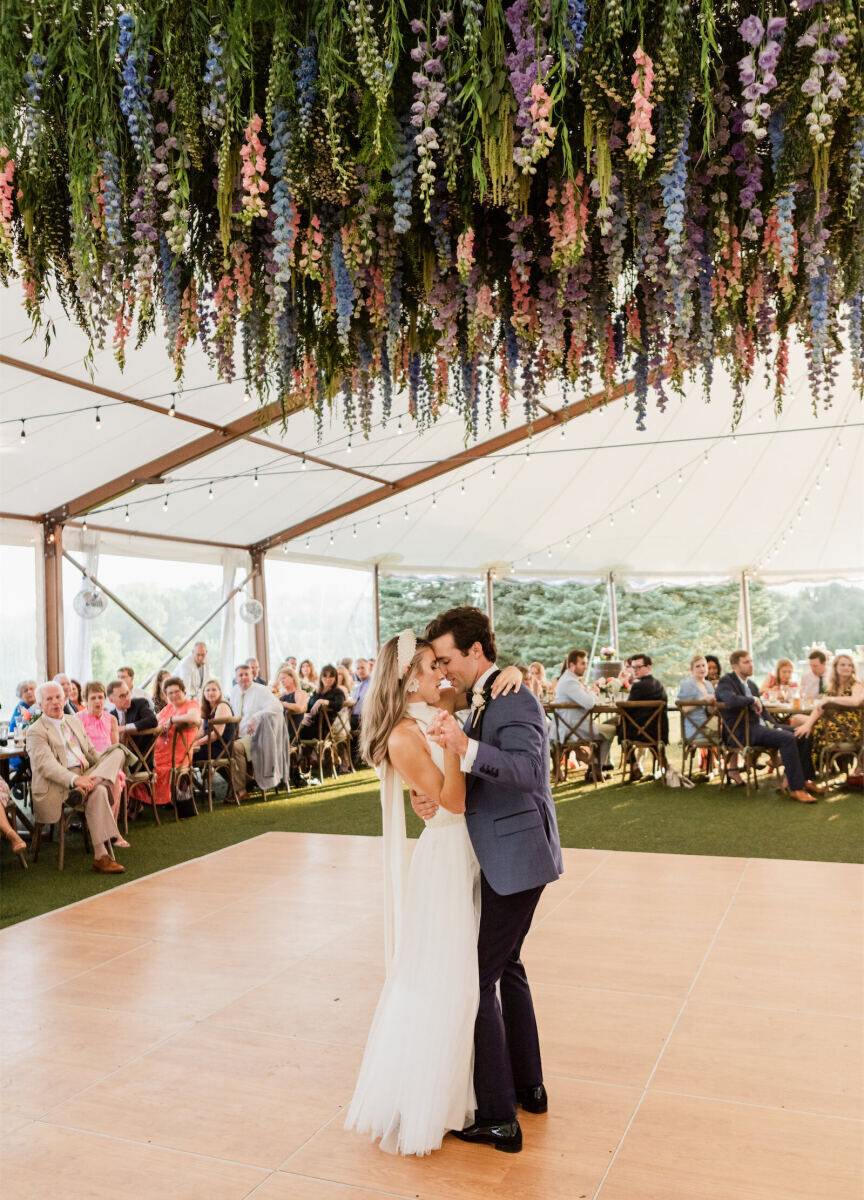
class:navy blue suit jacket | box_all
[715,672,768,738]
[463,685,563,896]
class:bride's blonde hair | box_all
[360,633,432,767]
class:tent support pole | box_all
[485,570,495,627]
[740,571,753,655]
[607,571,619,652]
[43,522,65,677]
[62,548,181,658]
[250,551,270,682]
[373,565,381,651]
[141,566,259,686]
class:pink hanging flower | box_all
[239,114,269,223]
[456,228,475,283]
[625,47,655,176]
[0,147,15,261]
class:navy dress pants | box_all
[473,874,545,1123]
[750,725,810,790]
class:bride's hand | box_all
[491,665,523,697]
[409,788,439,821]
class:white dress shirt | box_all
[460,664,498,774]
[44,714,88,786]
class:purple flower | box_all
[758,41,780,71]
[797,0,818,9]
[737,55,756,85]
[739,15,765,47]
[766,16,787,38]
[409,18,425,33]
[801,75,821,96]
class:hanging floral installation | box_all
[0,0,862,438]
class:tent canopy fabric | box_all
[1,286,861,584]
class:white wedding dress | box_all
[344,701,481,1156]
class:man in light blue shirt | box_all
[350,658,372,764]
[552,648,618,778]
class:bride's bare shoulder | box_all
[387,718,427,754]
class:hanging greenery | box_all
[0,0,862,436]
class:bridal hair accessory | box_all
[397,629,418,676]
[406,678,420,693]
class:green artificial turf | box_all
[1,768,861,929]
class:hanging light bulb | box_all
[703,448,709,464]
[677,469,683,484]
[586,526,592,539]
[403,506,409,521]
[565,535,571,549]
[376,515,381,529]
[168,393,176,417]
[282,541,290,555]
[304,536,310,550]
[526,556,532,568]
[95,407,102,430]
[560,423,566,439]
[124,506,130,523]
[609,513,615,527]
[397,419,403,435]
[162,494,169,512]
[491,462,496,479]
[352,524,357,538]
[329,531,334,545]
[629,500,635,514]
[253,469,259,487]
[82,517,88,531]
[208,483,214,500]
[815,478,822,490]
[525,443,531,460]
[243,388,251,403]
[19,419,25,444]
[432,493,437,508]
[346,437,352,454]
[547,548,553,559]
[757,410,763,423]
[655,484,661,499]
[732,433,737,445]
[301,454,307,471]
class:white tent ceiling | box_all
[1,284,861,583]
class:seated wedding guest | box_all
[299,659,318,693]
[27,681,127,873]
[761,657,798,698]
[70,679,85,709]
[625,654,669,780]
[341,657,355,679]
[107,679,159,741]
[350,659,372,732]
[618,657,634,687]
[298,665,345,748]
[800,648,829,699]
[151,677,201,808]
[80,682,129,846]
[229,663,287,801]
[705,655,721,685]
[247,657,266,686]
[9,679,39,771]
[716,650,819,801]
[677,655,717,739]
[794,653,863,770]
[53,673,83,714]
[192,679,234,768]
[117,666,152,704]
[527,661,549,699]
[284,655,298,672]
[0,778,27,856]
[152,669,170,713]
[552,648,618,782]
[177,642,208,702]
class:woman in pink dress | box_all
[152,676,202,806]
[80,681,130,848]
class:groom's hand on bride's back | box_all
[409,788,439,820]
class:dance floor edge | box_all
[1,831,862,1200]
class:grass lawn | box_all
[1,768,861,929]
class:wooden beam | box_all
[3,354,389,489]
[250,550,270,681]
[42,521,64,676]
[65,520,248,552]
[253,373,648,553]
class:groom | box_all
[419,606,563,1154]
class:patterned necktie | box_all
[62,719,87,768]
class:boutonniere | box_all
[470,689,487,728]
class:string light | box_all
[162,494,168,511]
[329,531,334,545]
[253,469,259,487]
[82,517,87,530]
[629,500,635,514]
[586,526,592,538]
[655,484,661,499]
[677,469,683,484]
[560,423,566,439]
[168,393,176,417]
[403,506,409,521]
[432,493,437,508]
[526,555,532,567]
[609,513,615,527]
[460,479,465,495]
[703,449,709,464]
[243,388,251,403]
[565,536,571,549]
[547,548,553,559]
[305,536,310,549]
[282,541,290,554]
[397,420,403,435]
[346,437,352,454]
[124,506,130,522]
[491,462,496,479]
[208,483,214,500]
[95,407,101,430]
[301,454,307,470]
[352,524,357,538]
[19,420,25,444]
[376,515,381,528]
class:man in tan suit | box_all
[27,682,127,873]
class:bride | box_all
[344,629,521,1156]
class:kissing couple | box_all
[345,606,563,1156]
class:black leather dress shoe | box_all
[451,1118,522,1153]
[516,1084,548,1113]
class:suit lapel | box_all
[468,669,500,741]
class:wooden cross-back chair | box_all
[676,700,723,780]
[546,702,605,787]
[716,703,780,796]
[814,701,864,785]
[195,714,242,811]
[121,727,160,829]
[615,700,668,784]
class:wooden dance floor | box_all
[2,832,862,1199]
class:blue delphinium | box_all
[391,117,417,235]
[380,339,393,423]
[848,291,862,389]
[100,148,124,266]
[633,349,649,432]
[296,34,318,139]
[117,12,153,160]
[331,230,355,348]
[23,52,45,144]
[659,98,692,335]
[386,253,402,385]
[698,245,714,393]
[565,0,586,68]
[202,31,227,130]
[270,105,296,293]
[159,232,182,351]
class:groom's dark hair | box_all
[425,606,497,661]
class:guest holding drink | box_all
[761,658,798,700]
